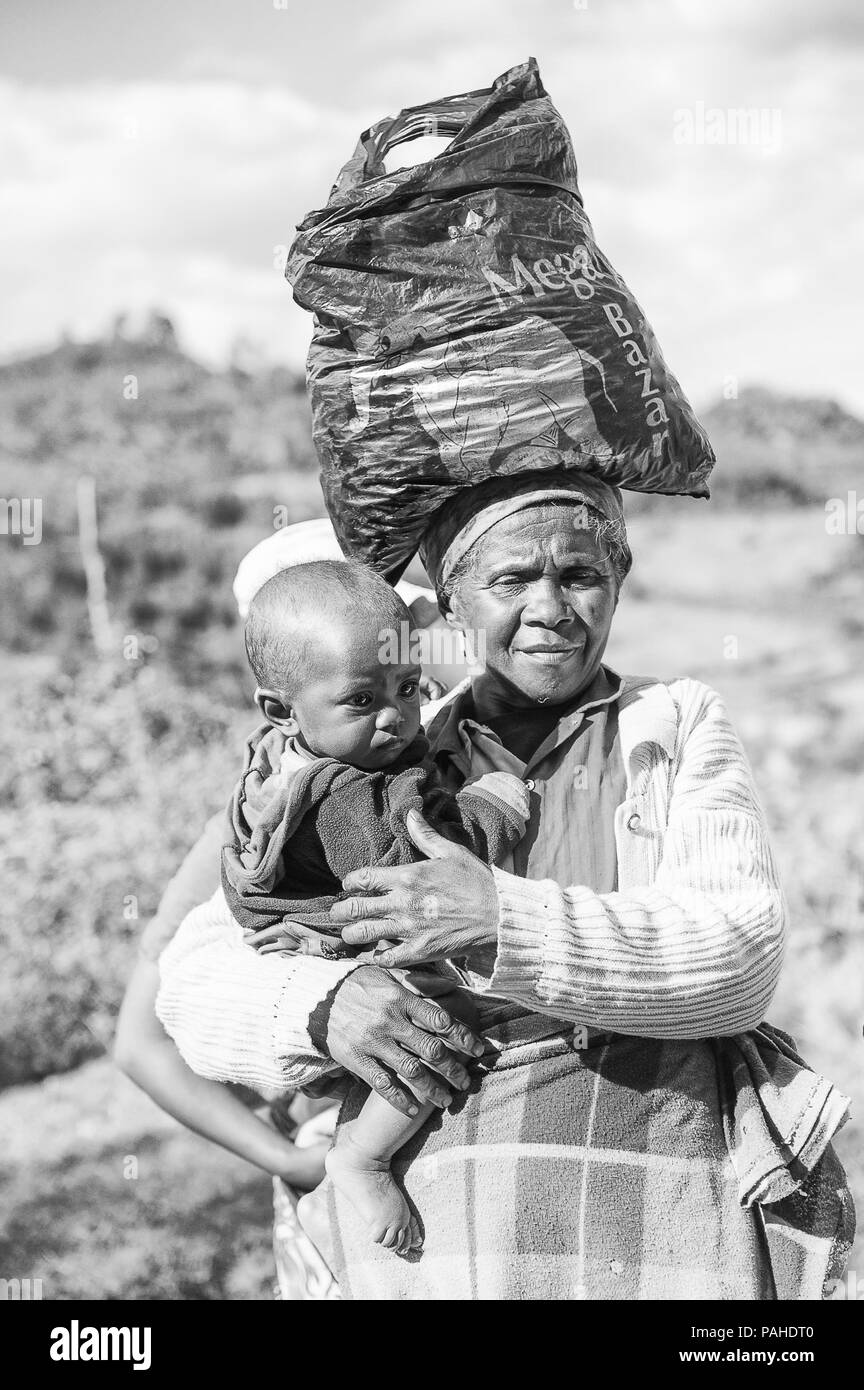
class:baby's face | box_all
[290,618,422,770]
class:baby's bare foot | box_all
[325,1141,421,1255]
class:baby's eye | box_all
[348,693,373,708]
[399,680,419,699]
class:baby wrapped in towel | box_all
[221,559,530,1254]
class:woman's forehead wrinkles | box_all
[478,512,605,571]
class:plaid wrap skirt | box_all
[316,1018,852,1301]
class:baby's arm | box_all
[223,761,399,940]
[310,763,530,877]
[453,771,531,864]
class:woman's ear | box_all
[439,590,461,628]
[254,687,300,735]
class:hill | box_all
[1,325,861,1290]
[0,321,319,691]
[0,326,861,1090]
[3,327,862,687]
[699,386,864,507]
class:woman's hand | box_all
[324,964,485,1116]
[328,809,499,968]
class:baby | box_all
[221,559,530,1254]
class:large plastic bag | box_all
[286,58,714,581]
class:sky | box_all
[1,0,862,412]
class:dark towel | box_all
[221,724,530,955]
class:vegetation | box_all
[1,319,860,1295]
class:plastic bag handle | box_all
[360,89,490,178]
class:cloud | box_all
[0,0,862,413]
[0,77,364,366]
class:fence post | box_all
[76,475,115,661]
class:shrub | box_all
[0,662,249,1087]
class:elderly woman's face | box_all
[447,503,619,708]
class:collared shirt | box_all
[427,666,628,893]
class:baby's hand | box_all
[248,920,355,958]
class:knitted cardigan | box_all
[155,676,787,1094]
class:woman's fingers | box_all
[380,1043,453,1109]
[404,993,486,1060]
[405,808,465,861]
[391,1020,471,1093]
[330,893,395,927]
[354,1057,423,1117]
[339,917,397,947]
[338,864,401,898]
[323,966,480,1116]
[375,939,429,967]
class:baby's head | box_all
[245,559,422,770]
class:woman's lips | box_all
[515,644,583,665]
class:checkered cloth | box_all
[312,1020,852,1300]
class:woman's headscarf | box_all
[419,471,632,592]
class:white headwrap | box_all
[233,517,434,619]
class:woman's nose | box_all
[522,581,572,627]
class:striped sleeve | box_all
[155,889,362,1092]
[484,683,787,1038]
